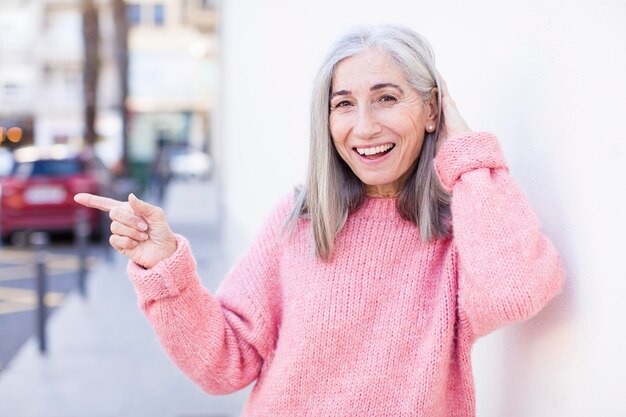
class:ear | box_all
[426,87,438,121]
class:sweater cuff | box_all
[433,131,508,193]
[127,234,197,304]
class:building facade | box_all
[0,0,216,172]
[126,0,217,166]
[0,0,42,148]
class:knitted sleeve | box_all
[434,132,565,340]
[126,193,293,394]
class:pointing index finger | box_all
[74,193,123,212]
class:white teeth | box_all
[356,143,394,156]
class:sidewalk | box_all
[0,179,250,417]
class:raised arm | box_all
[434,132,565,339]
[432,79,564,340]
[75,192,291,394]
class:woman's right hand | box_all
[74,193,177,269]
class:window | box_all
[13,160,83,178]
[154,4,165,26]
[127,4,141,25]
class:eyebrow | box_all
[330,82,404,100]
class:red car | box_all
[0,145,112,243]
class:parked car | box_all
[168,146,212,180]
[0,145,112,243]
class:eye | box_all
[331,100,353,110]
[379,95,398,103]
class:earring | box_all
[426,124,435,132]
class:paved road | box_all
[0,234,107,372]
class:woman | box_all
[75,25,564,416]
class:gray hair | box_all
[288,24,451,260]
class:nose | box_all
[352,105,382,139]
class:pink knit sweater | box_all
[128,132,564,416]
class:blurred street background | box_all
[0,0,243,415]
[0,178,250,416]
[0,0,625,416]
[0,0,215,185]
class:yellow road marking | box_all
[0,256,97,282]
[0,287,65,315]
[0,286,65,303]
[0,249,98,314]
[0,301,46,315]
[0,248,97,264]
[0,249,35,264]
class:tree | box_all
[112,0,130,173]
[81,0,99,147]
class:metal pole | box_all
[0,186,3,247]
[31,231,49,355]
[75,211,91,298]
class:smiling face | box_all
[329,48,436,197]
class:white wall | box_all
[217,1,626,415]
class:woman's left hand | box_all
[437,75,472,144]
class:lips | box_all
[353,143,396,161]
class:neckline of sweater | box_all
[352,195,405,222]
